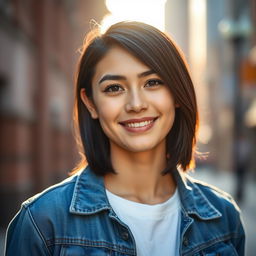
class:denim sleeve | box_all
[5,206,51,256]
[234,218,246,256]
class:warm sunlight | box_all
[189,0,206,68]
[101,0,167,33]
[188,0,210,144]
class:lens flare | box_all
[101,0,167,33]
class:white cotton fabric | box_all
[106,188,181,256]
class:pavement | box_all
[1,168,255,255]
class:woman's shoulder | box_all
[178,172,245,256]
[185,173,241,216]
[21,171,82,213]
[5,170,87,255]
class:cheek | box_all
[94,97,122,125]
[151,90,175,114]
[157,93,176,130]
[165,100,176,115]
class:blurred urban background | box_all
[0,0,255,255]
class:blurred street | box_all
[1,167,255,255]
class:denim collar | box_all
[70,166,221,220]
[172,170,222,220]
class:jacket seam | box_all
[69,169,111,214]
[23,178,77,208]
[176,172,222,219]
[69,173,83,212]
[192,182,222,218]
[46,238,135,255]
[27,207,52,256]
[183,232,240,256]
[192,177,233,200]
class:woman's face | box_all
[81,46,176,154]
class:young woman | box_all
[5,21,245,256]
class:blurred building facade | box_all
[0,0,108,229]
[166,0,256,173]
[0,0,255,232]
[206,0,256,174]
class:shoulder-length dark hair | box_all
[73,21,199,176]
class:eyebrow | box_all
[98,70,156,84]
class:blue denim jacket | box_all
[5,166,245,255]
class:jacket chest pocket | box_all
[59,245,132,256]
[60,245,113,256]
[198,241,238,256]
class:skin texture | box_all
[81,46,177,204]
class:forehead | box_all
[92,46,151,82]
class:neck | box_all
[104,142,176,204]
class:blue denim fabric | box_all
[5,166,245,255]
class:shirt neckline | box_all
[106,188,180,219]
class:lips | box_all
[126,119,153,128]
[119,117,158,132]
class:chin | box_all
[125,143,158,153]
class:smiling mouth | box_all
[119,117,158,131]
[125,120,154,128]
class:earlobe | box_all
[80,89,98,119]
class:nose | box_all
[125,89,148,112]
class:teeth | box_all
[126,120,153,128]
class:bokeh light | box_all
[101,0,167,33]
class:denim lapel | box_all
[70,166,222,219]
[69,166,111,215]
[173,169,222,220]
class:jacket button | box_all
[121,231,129,240]
[183,237,189,247]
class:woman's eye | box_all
[145,79,164,87]
[103,85,124,93]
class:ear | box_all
[80,88,98,119]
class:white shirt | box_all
[106,188,181,256]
